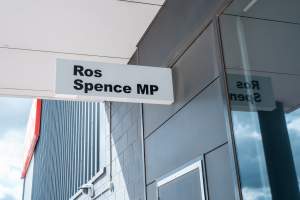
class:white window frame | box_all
[156,157,206,200]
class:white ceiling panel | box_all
[0,48,127,99]
[127,0,166,6]
[0,0,162,99]
[0,0,160,59]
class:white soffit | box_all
[0,0,162,99]
[0,0,160,58]
[120,0,165,6]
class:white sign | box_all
[55,59,174,104]
[227,74,275,111]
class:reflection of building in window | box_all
[221,0,300,198]
[232,111,271,200]
[286,109,300,186]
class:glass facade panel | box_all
[286,109,300,186]
[159,169,202,200]
[231,111,271,199]
[220,0,300,199]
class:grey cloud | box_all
[0,97,32,135]
[0,194,15,200]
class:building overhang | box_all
[0,0,164,100]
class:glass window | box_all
[220,0,300,199]
[159,169,202,200]
[157,158,206,200]
[286,109,300,187]
[231,111,271,199]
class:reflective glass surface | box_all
[159,169,202,200]
[220,0,300,199]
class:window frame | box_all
[156,156,206,200]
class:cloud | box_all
[234,123,261,141]
[287,117,300,136]
[0,97,32,134]
[242,187,271,200]
[0,129,25,200]
[0,185,22,200]
[0,97,32,200]
[232,111,262,141]
[231,111,270,189]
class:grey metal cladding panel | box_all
[138,0,228,67]
[128,50,138,65]
[146,182,157,200]
[143,24,220,138]
[31,100,101,200]
[205,144,235,200]
[145,79,227,183]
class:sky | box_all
[0,97,32,200]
